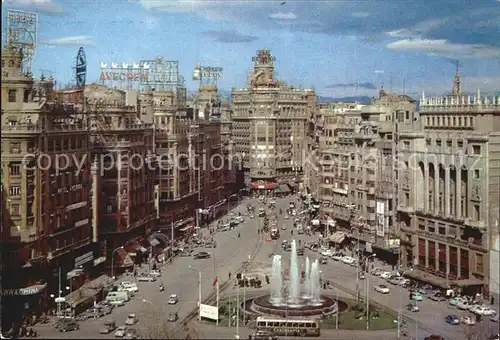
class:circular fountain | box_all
[243,240,347,318]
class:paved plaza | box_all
[32,196,498,340]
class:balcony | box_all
[47,238,90,260]
[397,205,415,214]
[332,188,348,195]
[463,218,486,230]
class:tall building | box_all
[142,90,199,239]
[1,48,94,327]
[398,74,500,298]
[84,85,157,269]
[231,49,316,194]
[315,91,416,263]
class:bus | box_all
[255,316,320,337]
[270,228,280,240]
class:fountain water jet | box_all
[303,257,311,299]
[310,259,323,305]
[269,255,283,305]
[287,240,301,306]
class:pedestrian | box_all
[291,230,294,236]
[491,296,495,305]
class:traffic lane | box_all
[314,255,465,340]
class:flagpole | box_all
[216,278,220,326]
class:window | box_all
[473,170,480,179]
[473,145,481,155]
[8,89,16,102]
[426,139,431,146]
[457,140,463,148]
[476,253,483,273]
[446,140,452,147]
[9,163,21,176]
[10,185,21,196]
[10,204,20,216]
[474,204,480,221]
[438,226,446,235]
[436,139,442,147]
[403,141,410,149]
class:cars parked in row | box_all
[374,284,390,294]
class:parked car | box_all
[168,294,179,304]
[114,326,127,338]
[429,293,446,302]
[148,270,161,277]
[388,277,404,285]
[125,314,138,326]
[108,299,126,307]
[341,256,356,265]
[320,256,328,264]
[470,305,496,316]
[411,292,424,301]
[284,215,290,219]
[332,254,343,261]
[100,320,117,334]
[380,271,393,279]
[370,268,383,276]
[457,300,473,310]
[488,334,499,340]
[375,284,390,294]
[444,315,460,325]
[406,303,419,312]
[461,316,476,325]
[193,252,211,259]
[119,282,139,293]
[490,314,499,322]
[136,275,156,282]
[297,248,304,256]
[59,320,80,332]
[449,296,465,306]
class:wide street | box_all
[33,195,498,339]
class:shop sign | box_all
[0,284,47,296]
[75,251,94,268]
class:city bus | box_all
[255,316,320,337]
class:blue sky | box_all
[2,0,500,98]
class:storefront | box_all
[251,182,277,195]
[1,282,48,331]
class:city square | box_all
[1,1,499,340]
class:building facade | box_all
[232,49,316,194]
[1,49,94,328]
[398,74,500,297]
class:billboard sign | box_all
[193,65,223,81]
[99,61,149,85]
[6,9,38,74]
[376,201,385,237]
[139,57,179,90]
[199,303,218,321]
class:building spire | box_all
[452,60,461,96]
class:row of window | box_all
[424,115,474,128]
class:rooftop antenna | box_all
[403,78,406,96]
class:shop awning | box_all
[329,231,346,244]
[116,247,134,267]
[452,278,484,287]
[179,225,194,232]
[251,183,277,190]
[1,283,48,297]
[403,269,450,289]
[149,238,160,247]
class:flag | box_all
[213,276,218,287]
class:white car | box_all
[168,294,178,305]
[119,283,139,293]
[137,275,156,282]
[461,316,476,325]
[341,256,356,265]
[457,300,473,310]
[375,284,390,294]
[114,326,127,338]
[320,249,334,257]
[332,254,343,261]
[380,271,393,279]
[108,299,126,307]
[149,270,161,277]
[470,305,496,316]
[125,314,138,326]
[284,215,290,219]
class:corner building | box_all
[398,74,500,298]
[231,49,316,194]
[1,49,93,329]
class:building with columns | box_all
[231,49,316,194]
[397,73,500,297]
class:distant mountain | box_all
[318,95,372,104]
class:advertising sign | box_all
[99,62,148,84]
[376,201,385,237]
[193,65,223,83]
[199,303,218,321]
[139,57,179,90]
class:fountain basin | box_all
[248,294,347,318]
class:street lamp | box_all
[365,253,376,330]
[188,265,202,322]
[397,269,413,339]
[242,254,250,326]
[111,246,124,279]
